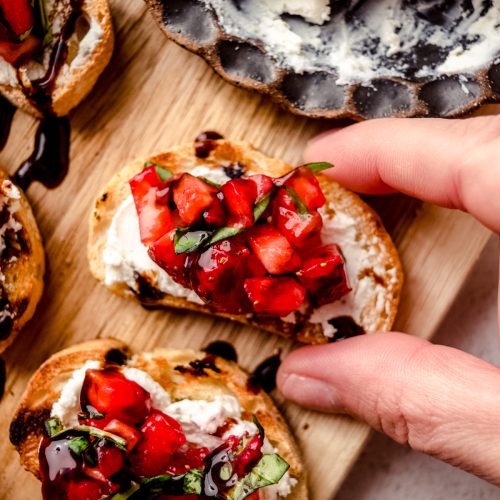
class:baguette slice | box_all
[0,0,114,117]
[9,338,307,499]
[88,138,403,344]
[0,167,44,353]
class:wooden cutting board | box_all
[0,1,495,498]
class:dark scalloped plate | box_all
[145,0,500,120]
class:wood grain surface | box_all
[0,1,495,498]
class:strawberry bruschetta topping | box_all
[40,365,290,499]
[129,156,351,318]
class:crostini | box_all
[10,338,306,499]
[0,166,44,353]
[0,0,114,117]
[89,134,403,344]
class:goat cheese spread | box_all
[51,362,296,497]
[202,0,500,85]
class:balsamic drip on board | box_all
[248,353,282,394]
[203,341,238,363]
[0,96,16,152]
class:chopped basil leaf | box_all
[209,226,242,245]
[252,415,265,440]
[201,177,221,188]
[110,484,140,500]
[37,0,51,45]
[68,436,90,456]
[75,425,128,451]
[78,405,105,420]
[229,454,290,500]
[285,187,309,215]
[44,418,63,438]
[253,193,271,222]
[183,468,203,494]
[174,229,212,254]
[304,161,334,173]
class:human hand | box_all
[277,115,500,485]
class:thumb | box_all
[277,332,500,485]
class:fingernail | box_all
[279,373,341,412]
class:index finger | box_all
[304,116,500,233]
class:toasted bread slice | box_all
[0,0,114,117]
[10,338,307,498]
[88,139,403,344]
[0,167,44,353]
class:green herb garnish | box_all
[253,193,271,222]
[209,226,242,245]
[304,161,334,173]
[74,425,128,451]
[285,187,309,215]
[230,454,290,500]
[44,417,63,438]
[174,229,211,254]
[68,436,91,456]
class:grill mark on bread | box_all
[10,407,51,446]
[174,355,222,377]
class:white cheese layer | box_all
[202,0,500,85]
[50,362,295,497]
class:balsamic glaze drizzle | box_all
[13,115,70,190]
[248,353,281,393]
[203,341,238,363]
[0,96,16,152]
[0,358,5,401]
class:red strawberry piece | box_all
[272,188,323,248]
[246,253,267,278]
[78,412,113,430]
[130,410,187,478]
[173,173,217,225]
[191,239,252,314]
[247,174,273,199]
[149,230,190,288]
[233,433,263,477]
[244,277,306,317]
[129,165,174,245]
[165,446,210,475]
[203,194,226,226]
[104,419,142,451]
[83,442,123,483]
[0,35,39,66]
[81,369,152,425]
[297,244,351,306]
[66,479,110,500]
[0,0,33,41]
[278,167,326,211]
[220,178,258,228]
[247,224,301,275]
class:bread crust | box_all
[88,139,403,344]
[0,168,44,353]
[10,339,307,499]
[0,0,114,117]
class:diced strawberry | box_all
[244,277,306,317]
[297,244,351,306]
[81,369,152,425]
[247,174,273,199]
[247,224,301,275]
[203,194,226,226]
[104,420,142,451]
[84,442,123,480]
[272,188,323,248]
[149,230,190,288]
[191,239,252,314]
[278,167,326,211]
[0,35,39,66]
[130,410,186,477]
[0,0,33,41]
[246,253,267,278]
[165,446,210,475]
[129,166,174,245]
[173,173,217,224]
[78,412,113,430]
[220,178,258,228]
[66,479,110,500]
[233,434,263,477]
